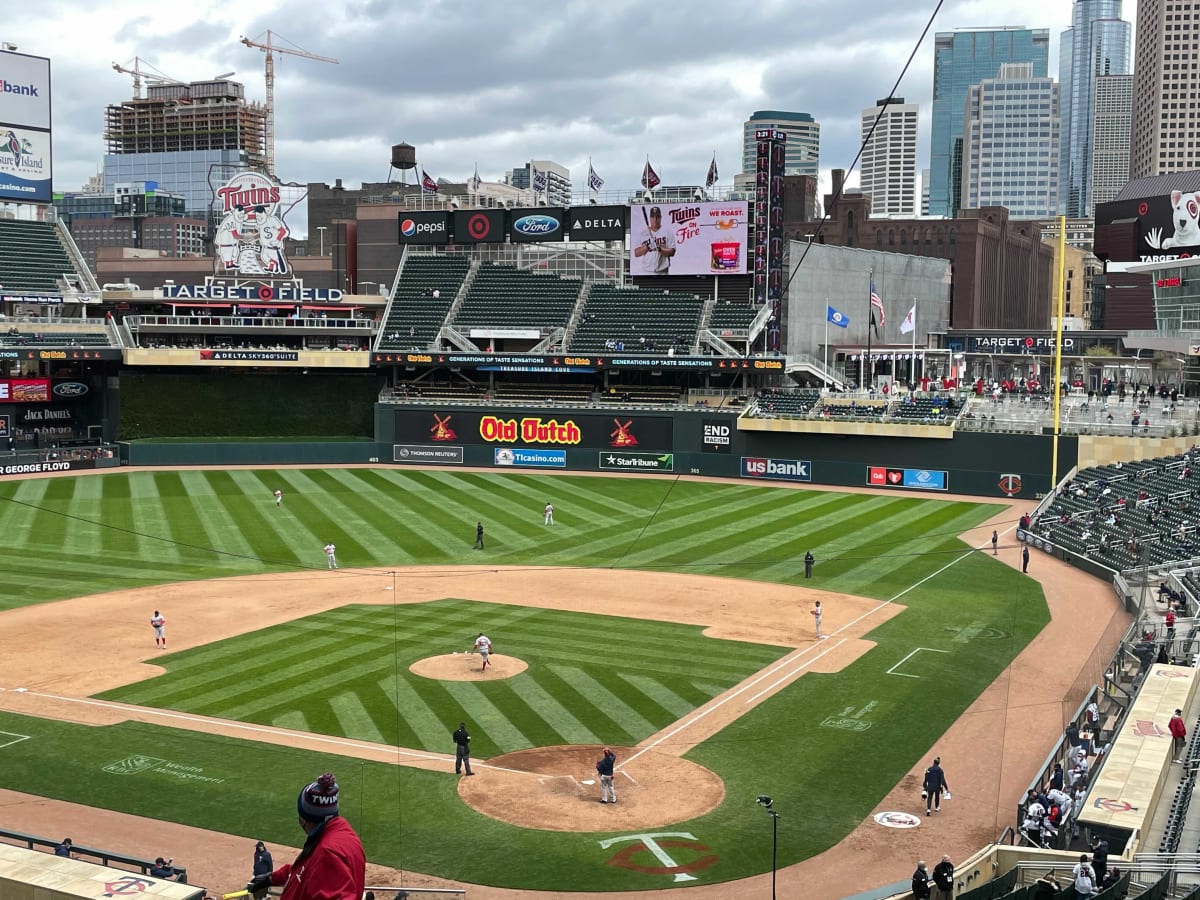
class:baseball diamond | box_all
[0,466,1076,895]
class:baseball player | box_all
[632,206,677,275]
[544,502,555,526]
[811,600,825,639]
[324,542,338,569]
[150,610,166,648]
[596,747,617,803]
[274,489,283,508]
[472,633,492,672]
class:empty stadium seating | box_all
[570,284,705,353]
[0,330,113,346]
[376,255,470,350]
[889,396,954,423]
[453,263,581,334]
[0,220,75,294]
[709,302,756,333]
[751,389,822,417]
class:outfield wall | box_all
[377,405,1074,500]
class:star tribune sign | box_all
[213,172,291,277]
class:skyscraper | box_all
[1058,0,1131,216]
[961,63,1061,218]
[929,28,1050,217]
[741,111,820,178]
[1091,74,1133,208]
[1130,0,1200,177]
[860,98,919,216]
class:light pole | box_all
[757,796,778,900]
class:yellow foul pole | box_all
[1051,216,1067,486]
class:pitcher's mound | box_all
[410,653,528,681]
[460,745,725,832]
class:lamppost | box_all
[756,796,779,900]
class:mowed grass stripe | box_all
[619,673,699,719]
[350,469,487,558]
[127,472,184,565]
[148,472,227,566]
[175,471,267,566]
[379,675,448,751]
[314,469,426,564]
[96,474,137,555]
[329,691,388,744]
[441,680,536,752]
[326,470,445,558]
[238,470,371,566]
[280,470,409,562]
[467,679,574,749]
[506,677,600,744]
[398,471,538,552]
[531,664,635,747]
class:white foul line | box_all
[744,639,847,704]
[885,647,950,678]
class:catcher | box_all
[471,633,492,672]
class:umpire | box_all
[453,722,475,776]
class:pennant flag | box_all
[420,169,439,193]
[870,281,886,327]
[588,162,604,193]
[900,303,916,335]
[532,166,548,194]
[641,159,660,191]
[469,164,482,194]
[827,305,850,328]
[705,154,719,189]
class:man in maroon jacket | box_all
[248,772,366,900]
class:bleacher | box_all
[492,382,593,405]
[570,284,705,353]
[376,255,470,350]
[0,330,113,346]
[816,400,889,421]
[453,263,581,334]
[749,388,822,418]
[0,220,74,294]
[888,396,955,423]
[709,301,756,333]
[597,385,683,405]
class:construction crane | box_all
[111,57,184,99]
[240,30,337,177]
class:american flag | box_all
[532,167,548,194]
[705,154,718,189]
[420,169,439,194]
[870,281,886,327]
[641,159,660,191]
[588,163,604,193]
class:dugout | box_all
[0,843,203,900]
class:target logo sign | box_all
[454,209,504,243]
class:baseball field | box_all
[0,467,1048,892]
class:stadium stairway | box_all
[375,254,470,351]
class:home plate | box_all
[581,779,595,785]
[385,586,394,591]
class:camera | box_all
[756,795,773,808]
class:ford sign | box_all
[513,214,561,237]
[52,382,88,397]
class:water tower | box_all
[390,143,416,183]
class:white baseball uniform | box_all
[150,612,166,647]
[324,543,337,569]
[544,503,554,525]
[633,221,676,275]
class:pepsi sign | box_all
[510,208,566,243]
[397,211,450,245]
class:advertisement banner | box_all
[508,207,566,243]
[701,419,733,453]
[199,350,299,362]
[0,378,49,403]
[52,381,89,399]
[629,201,748,276]
[0,414,8,437]
[453,209,506,244]
[868,466,948,491]
[494,447,566,468]
[396,409,673,452]
[397,211,451,245]
[0,50,51,131]
[393,444,464,464]
[741,457,812,482]
[0,124,51,203]
[1097,192,1200,262]
[0,459,96,477]
[18,405,75,426]
[598,451,674,472]
[567,205,628,241]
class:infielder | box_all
[472,632,492,672]
[324,542,338,569]
[544,502,555,526]
[811,600,825,639]
[151,610,166,648]
[274,489,283,508]
[632,206,677,275]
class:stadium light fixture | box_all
[755,796,779,899]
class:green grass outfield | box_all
[0,469,1047,891]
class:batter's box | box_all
[104,755,167,775]
[0,731,29,749]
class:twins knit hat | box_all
[297,772,339,823]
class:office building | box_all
[508,160,571,207]
[53,184,202,268]
[961,63,1061,218]
[859,97,919,216]
[1091,74,1133,208]
[1058,0,1131,216]
[1131,0,1200,177]
[929,27,1050,217]
[741,111,820,178]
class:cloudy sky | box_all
[9,0,1133,214]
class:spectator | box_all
[149,857,176,881]
[911,860,931,899]
[253,841,273,881]
[54,837,72,857]
[1090,836,1109,885]
[1170,708,1188,761]
[1072,854,1096,899]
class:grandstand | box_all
[452,262,581,337]
[376,254,470,351]
[0,220,77,294]
[570,283,706,353]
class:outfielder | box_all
[324,542,338,569]
[274,489,283,508]
[151,610,166,648]
[472,632,492,672]
[632,206,677,275]
[544,501,555,526]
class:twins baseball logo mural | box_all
[213,172,294,276]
